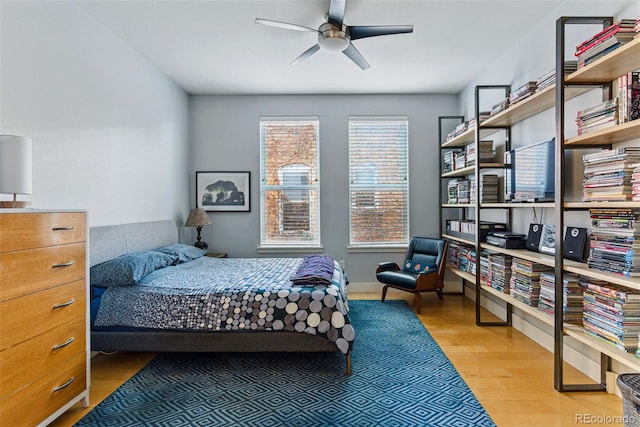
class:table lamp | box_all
[0,135,32,208]
[185,208,212,249]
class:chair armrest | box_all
[376,262,400,273]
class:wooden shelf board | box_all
[478,162,504,169]
[479,244,555,267]
[564,325,640,371]
[563,263,640,292]
[565,120,640,147]
[442,203,475,208]
[566,37,640,84]
[481,85,590,127]
[446,266,476,283]
[442,234,475,246]
[480,202,555,208]
[481,284,554,325]
[441,128,475,148]
[441,166,475,178]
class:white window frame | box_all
[348,116,410,248]
[259,117,321,250]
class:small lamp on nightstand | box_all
[185,208,212,250]
[0,135,32,208]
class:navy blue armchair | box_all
[376,237,448,314]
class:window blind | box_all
[260,117,320,246]
[349,117,409,246]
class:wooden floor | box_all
[52,292,625,427]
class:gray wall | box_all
[0,1,191,229]
[189,94,458,286]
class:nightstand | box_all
[206,253,228,258]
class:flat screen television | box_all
[504,138,555,202]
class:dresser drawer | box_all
[0,351,86,427]
[0,279,85,350]
[0,319,85,399]
[0,212,86,253]
[0,242,86,301]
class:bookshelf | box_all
[440,15,640,393]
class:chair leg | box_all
[414,292,422,314]
[436,289,444,301]
[381,285,389,303]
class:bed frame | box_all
[89,220,352,374]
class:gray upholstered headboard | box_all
[89,219,179,266]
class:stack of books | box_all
[576,98,619,135]
[536,61,578,92]
[447,179,460,203]
[479,251,490,285]
[442,150,455,173]
[490,98,509,116]
[636,16,640,37]
[465,140,494,166]
[588,208,640,277]
[575,19,636,69]
[454,151,466,170]
[537,272,584,324]
[509,81,537,105]
[480,174,500,203]
[487,253,513,293]
[582,278,640,353]
[582,147,640,202]
[617,72,640,123]
[457,178,471,204]
[509,258,553,307]
[446,121,469,141]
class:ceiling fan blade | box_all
[290,44,321,66]
[343,43,370,70]
[327,0,346,27]
[349,25,414,40]
[255,18,318,33]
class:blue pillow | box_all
[403,260,437,275]
[90,251,178,288]
[155,244,207,263]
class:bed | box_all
[89,220,353,374]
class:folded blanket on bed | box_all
[290,254,335,285]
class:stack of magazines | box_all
[446,121,469,141]
[576,98,619,135]
[588,208,640,277]
[537,272,584,324]
[536,61,578,92]
[582,278,640,353]
[509,258,553,307]
[487,254,513,293]
[509,81,537,105]
[582,147,640,202]
[575,19,636,69]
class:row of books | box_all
[509,258,554,307]
[537,272,584,325]
[617,71,640,124]
[582,147,640,202]
[447,178,471,204]
[446,242,477,276]
[588,208,640,278]
[536,61,578,92]
[444,113,491,141]
[575,18,637,69]
[576,98,618,136]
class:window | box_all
[349,117,409,246]
[260,117,320,246]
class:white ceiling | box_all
[77,0,573,95]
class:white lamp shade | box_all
[0,135,32,195]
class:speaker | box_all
[526,223,543,252]
[564,226,589,262]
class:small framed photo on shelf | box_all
[196,171,250,212]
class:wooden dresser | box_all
[0,210,89,426]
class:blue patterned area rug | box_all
[75,300,495,427]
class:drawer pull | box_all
[52,377,75,393]
[52,226,75,231]
[53,298,75,309]
[52,337,75,350]
[52,261,75,268]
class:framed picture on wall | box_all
[196,171,250,212]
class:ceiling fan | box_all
[255,0,413,70]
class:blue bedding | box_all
[92,257,354,354]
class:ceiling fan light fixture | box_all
[318,23,349,52]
